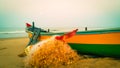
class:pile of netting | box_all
[24,36,80,68]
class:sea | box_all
[0,27,27,39]
[0,27,108,39]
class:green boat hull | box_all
[69,43,120,58]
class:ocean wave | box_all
[0,31,26,34]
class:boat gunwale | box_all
[26,27,120,35]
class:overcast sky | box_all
[0,0,120,28]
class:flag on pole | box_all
[55,29,78,41]
[26,23,32,27]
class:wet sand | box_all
[0,38,120,68]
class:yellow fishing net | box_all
[25,36,80,68]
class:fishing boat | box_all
[26,22,120,58]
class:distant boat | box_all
[26,22,120,58]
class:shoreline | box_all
[0,37,28,40]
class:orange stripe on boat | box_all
[39,36,51,40]
[66,32,120,44]
[28,32,120,44]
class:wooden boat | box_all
[26,22,120,58]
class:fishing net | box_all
[24,36,80,68]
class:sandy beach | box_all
[0,38,28,68]
[0,37,120,68]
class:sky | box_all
[0,0,120,28]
